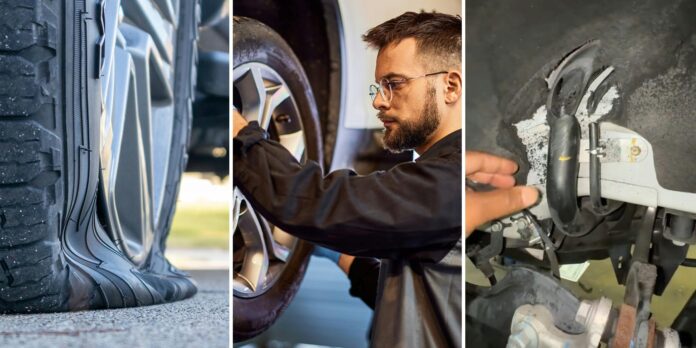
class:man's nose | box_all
[372,92,389,110]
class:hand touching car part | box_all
[234,12,461,347]
[466,1,696,346]
[465,151,540,237]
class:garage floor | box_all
[0,270,229,348]
[466,246,696,329]
[236,258,373,348]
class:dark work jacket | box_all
[233,122,462,348]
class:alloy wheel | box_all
[98,0,182,265]
[232,62,307,297]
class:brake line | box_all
[522,210,560,279]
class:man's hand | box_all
[465,151,539,237]
[233,108,248,138]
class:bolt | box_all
[212,147,227,158]
[490,221,503,232]
[515,219,529,230]
[672,240,686,247]
[515,219,533,239]
[630,146,641,157]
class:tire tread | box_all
[0,0,67,313]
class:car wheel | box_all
[0,0,199,312]
[233,16,323,341]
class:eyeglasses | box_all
[369,71,448,103]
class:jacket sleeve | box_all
[233,122,461,258]
[347,257,381,310]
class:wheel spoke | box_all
[278,130,306,161]
[103,46,133,193]
[236,202,270,292]
[120,23,154,193]
[99,42,147,261]
[154,0,177,25]
[232,187,243,232]
[119,22,174,226]
[121,0,175,63]
[272,227,295,248]
[261,84,291,129]
[99,1,181,265]
[259,219,290,263]
[234,66,268,125]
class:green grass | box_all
[168,203,229,249]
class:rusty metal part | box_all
[647,321,656,348]
[624,263,657,320]
[609,303,658,348]
[612,304,637,348]
[618,207,659,348]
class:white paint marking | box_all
[513,67,620,188]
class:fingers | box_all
[465,151,519,176]
[467,172,516,188]
[465,186,539,236]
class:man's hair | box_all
[362,11,461,71]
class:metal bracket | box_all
[609,243,632,285]
[579,134,649,164]
[466,230,504,285]
[652,211,689,295]
[522,210,560,279]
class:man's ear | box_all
[443,70,462,104]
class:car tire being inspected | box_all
[233,17,323,342]
[0,0,199,312]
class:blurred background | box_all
[167,173,229,270]
[168,0,231,271]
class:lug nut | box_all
[274,114,291,123]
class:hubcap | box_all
[233,62,307,297]
[98,0,180,265]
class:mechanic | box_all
[233,11,537,347]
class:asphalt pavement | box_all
[0,270,229,348]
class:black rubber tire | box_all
[233,16,323,342]
[0,0,198,313]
